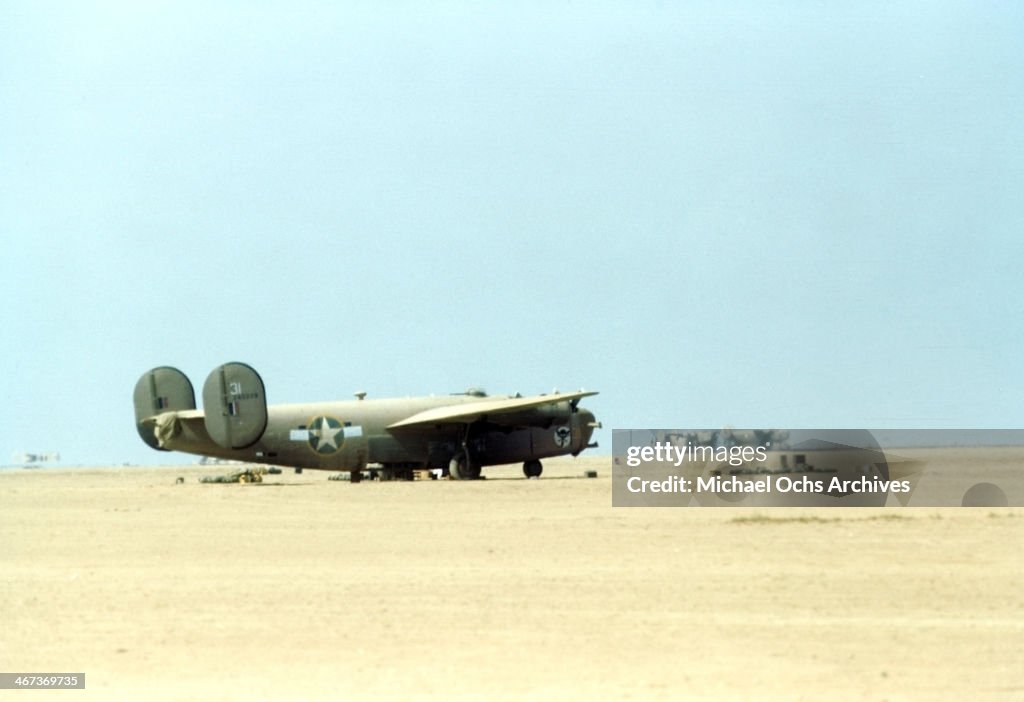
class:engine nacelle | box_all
[491,400,573,428]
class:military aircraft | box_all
[133,362,600,480]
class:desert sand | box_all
[1,451,1022,701]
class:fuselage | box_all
[161,394,597,471]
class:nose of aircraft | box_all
[573,408,600,454]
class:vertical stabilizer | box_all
[202,362,268,449]
[133,366,196,450]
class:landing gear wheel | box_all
[523,460,543,478]
[449,452,481,480]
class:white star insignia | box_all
[315,417,341,452]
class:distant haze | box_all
[2,2,1022,465]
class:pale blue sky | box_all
[2,2,1022,465]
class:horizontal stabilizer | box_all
[202,362,268,449]
[133,366,197,450]
[388,390,598,430]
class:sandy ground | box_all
[1,452,1022,701]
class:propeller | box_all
[570,390,586,412]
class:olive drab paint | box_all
[132,366,196,450]
[132,362,600,480]
[201,362,268,449]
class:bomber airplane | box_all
[133,362,600,480]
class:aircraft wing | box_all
[387,390,598,430]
